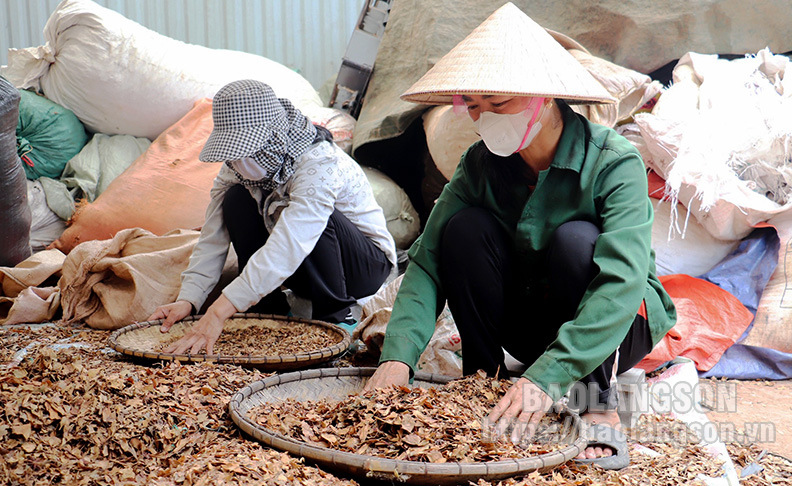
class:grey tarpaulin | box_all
[352,0,792,158]
[0,77,31,266]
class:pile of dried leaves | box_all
[158,320,342,356]
[0,324,355,486]
[476,415,792,486]
[250,372,569,463]
[1,324,81,364]
[478,445,792,485]
[3,323,791,486]
[727,442,792,485]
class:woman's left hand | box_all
[164,294,238,355]
[486,377,554,445]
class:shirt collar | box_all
[549,100,590,173]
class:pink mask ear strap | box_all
[516,97,546,150]
[452,95,467,115]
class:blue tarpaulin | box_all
[696,227,792,380]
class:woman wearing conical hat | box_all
[364,3,676,469]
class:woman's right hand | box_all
[362,361,410,392]
[147,300,193,332]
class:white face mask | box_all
[228,156,270,181]
[473,98,545,156]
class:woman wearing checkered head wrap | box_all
[148,80,397,355]
[198,80,317,190]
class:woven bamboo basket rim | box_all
[229,367,586,485]
[108,313,351,369]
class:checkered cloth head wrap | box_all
[199,80,317,189]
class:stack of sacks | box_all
[0,0,379,253]
[48,99,219,253]
[13,84,92,251]
[1,0,323,140]
[632,48,792,241]
[45,98,419,254]
[46,134,153,221]
[24,125,152,251]
[12,85,152,251]
[622,48,792,301]
[624,48,792,360]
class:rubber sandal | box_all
[574,423,630,470]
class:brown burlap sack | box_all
[49,99,219,254]
[0,249,66,324]
[742,211,792,353]
[0,249,65,298]
[0,287,60,326]
[59,228,200,330]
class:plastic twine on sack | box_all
[17,137,34,167]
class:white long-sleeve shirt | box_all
[178,141,397,312]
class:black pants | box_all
[222,184,392,323]
[439,207,652,411]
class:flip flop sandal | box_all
[574,423,631,470]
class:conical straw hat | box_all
[401,2,616,105]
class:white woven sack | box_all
[634,64,701,179]
[423,106,480,182]
[302,106,357,154]
[635,49,792,241]
[651,198,741,277]
[1,0,322,140]
[26,180,66,252]
[359,274,463,378]
[361,167,420,250]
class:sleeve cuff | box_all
[521,353,576,402]
[221,277,261,312]
[177,285,205,315]
[378,335,424,377]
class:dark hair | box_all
[312,124,334,144]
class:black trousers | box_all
[222,184,392,323]
[439,207,653,411]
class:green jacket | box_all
[379,102,676,401]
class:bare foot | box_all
[575,409,622,460]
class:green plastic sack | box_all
[16,89,88,180]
